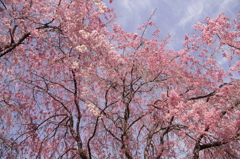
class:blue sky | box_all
[105,0,239,50]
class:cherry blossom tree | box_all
[0,0,239,158]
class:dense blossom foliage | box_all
[0,0,239,158]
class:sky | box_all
[105,0,239,50]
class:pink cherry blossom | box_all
[0,1,239,159]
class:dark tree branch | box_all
[200,141,227,150]
[87,117,100,159]
[0,32,30,57]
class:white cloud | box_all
[121,0,132,12]
[106,0,239,48]
[221,0,233,10]
[219,0,239,16]
[120,0,152,12]
[176,0,239,27]
[109,0,156,32]
[178,1,204,27]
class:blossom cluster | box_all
[86,101,101,117]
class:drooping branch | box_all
[200,141,227,150]
[188,83,232,101]
[0,18,62,58]
[0,32,31,57]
